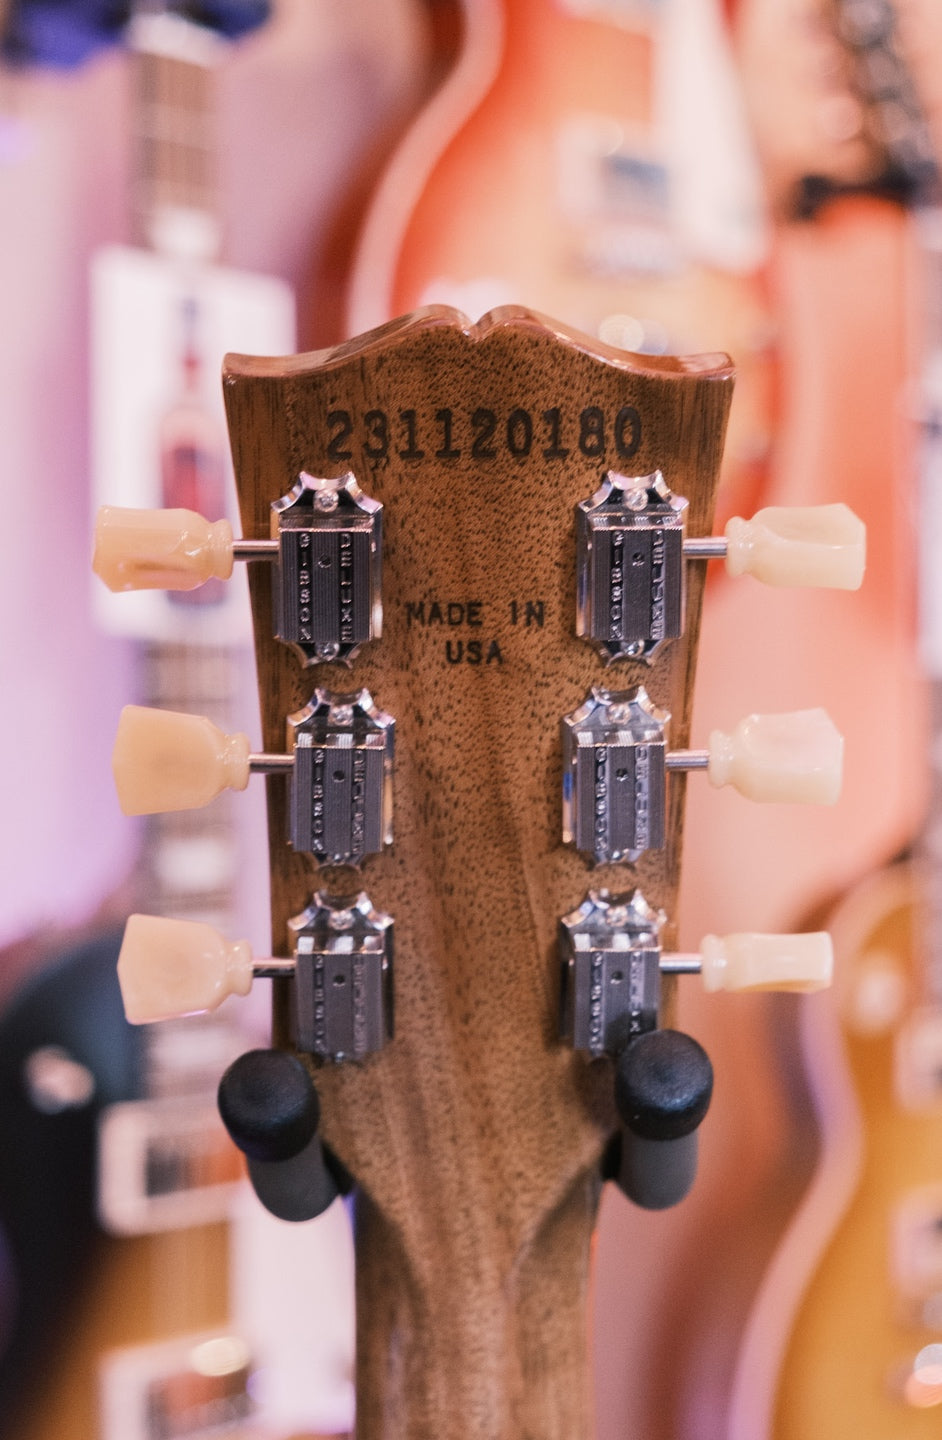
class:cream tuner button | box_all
[112,705,253,815]
[696,930,834,993]
[704,707,843,805]
[722,502,865,590]
[93,505,237,592]
[118,914,256,1024]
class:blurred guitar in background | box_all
[716,4,942,1434]
[2,11,277,1437]
[343,0,778,531]
[660,3,942,1437]
[0,1,434,1435]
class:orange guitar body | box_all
[656,0,937,1429]
[347,0,777,529]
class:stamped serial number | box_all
[326,404,642,464]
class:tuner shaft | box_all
[249,753,294,776]
[231,538,279,561]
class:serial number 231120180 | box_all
[325,405,643,464]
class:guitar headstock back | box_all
[222,306,733,1438]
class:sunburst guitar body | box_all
[729,858,942,1434]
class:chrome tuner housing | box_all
[272,470,383,665]
[287,689,394,866]
[287,891,393,1062]
[576,468,687,663]
[562,685,669,865]
[559,889,665,1057]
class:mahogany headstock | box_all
[221,305,731,1437]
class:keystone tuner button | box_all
[117,914,293,1025]
[715,503,866,589]
[687,705,844,806]
[112,706,259,816]
[93,504,242,592]
[662,928,834,993]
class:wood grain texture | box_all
[223,306,733,1440]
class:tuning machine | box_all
[559,888,832,1057]
[111,689,394,868]
[559,887,832,1208]
[115,893,389,1222]
[576,469,865,661]
[94,469,382,664]
[116,891,393,1064]
[562,686,842,865]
